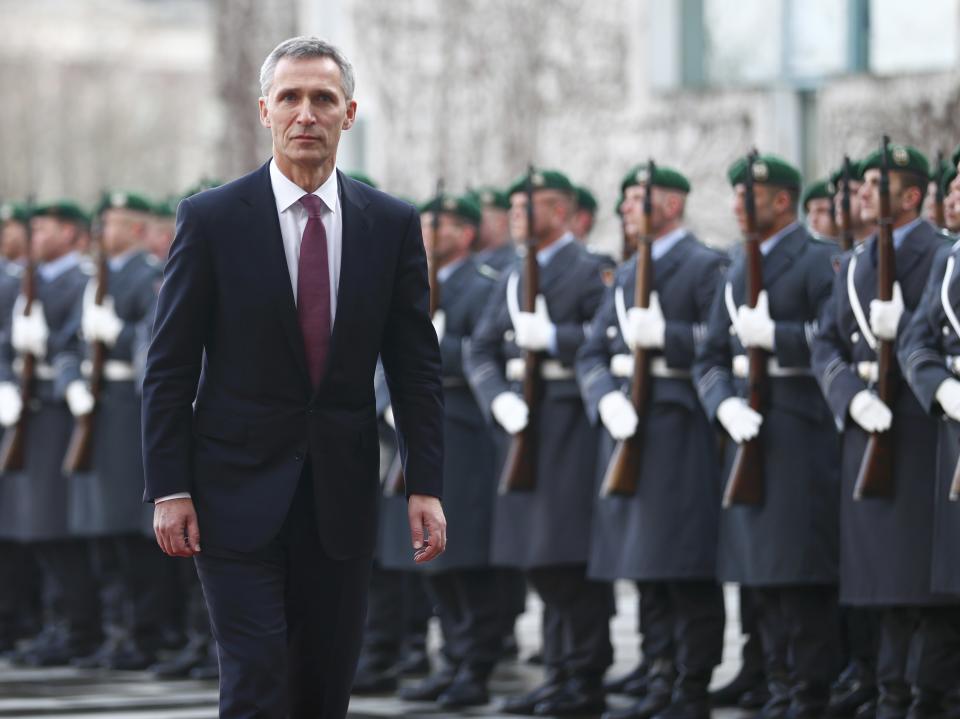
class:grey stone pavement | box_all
[0,585,753,718]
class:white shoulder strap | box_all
[846,251,877,351]
[505,271,521,330]
[941,255,960,340]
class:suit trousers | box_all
[195,460,372,719]
[879,606,960,694]
[425,568,503,674]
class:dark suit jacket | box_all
[142,162,443,559]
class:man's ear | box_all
[259,97,271,129]
[342,99,358,131]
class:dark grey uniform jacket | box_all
[380,259,498,571]
[577,233,728,582]
[67,251,161,536]
[693,223,839,586]
[898,234,960,597]
[0,257,88,541]
[465,238,607,569]
[812,219,948,605]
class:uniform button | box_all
[606,326,617,339]
[307,408,315,416]
[851,332,860,343]
[729,325,736,336]
[504,329,515,342]
[294,453,303,462]
[944,325,951,336]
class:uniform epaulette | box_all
[477,263,500,281]
[936,228,957,244]
[144,253,162,269]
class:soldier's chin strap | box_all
[942,254,960,341]
[847,248,877,352]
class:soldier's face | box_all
[922,180,939,223]
[732,184,782,234]
[30,217,75,263]
[833,181,864,231]
[423,213,471,266]
[622,185,678,236]
[569,209,595,240]
[945,195,960,233]
[509,191,566,244]
[259,57,357,174]
[860,169,921,223]
[805,198,834,237]
[101,208,144,257]
[145,218,175,261]
[479,207,509,249]
[0,221,26,262]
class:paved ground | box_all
[0,584,754,718]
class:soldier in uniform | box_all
[466,169,613,717]
[64,191,170,670]
[145,198,176,263]
[471,186,518,273]
[693,154,842,719]
[0,201,103,666]
[832,160,873,247]
[811,144,953,719]
[572,185,598,243]
[576,164,728,719]
[803,179,838,241]
[379,193,502,708]
[943,162,959,234]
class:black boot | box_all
[398,664,457,702]
[602,682,671,719]
[787,682,830,719]
[906,690,945,719]
[501,671,567,716]
[829,661,878,717]
[754,677,793,719]
[149,637,210,679]
[350,653,398,695]
[437,664,491,708]
[875,683,911,719]
[606,662,649,695]
[394,641,431,677]
[651,683,711,719]
[535,674,607,716]
[187,640,219,680]
[711,665,767,707]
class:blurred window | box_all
[868,0,958,74]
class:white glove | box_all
[849,389,892,432]
[383,405,395,429]
[735,290,775,351]
[514,295,555,352]
[65,380,95,417]
[625,292,665,350]
[0,382,22,428]
[716,397,763,443]
[598,391,639,440]
[431,309,446,344]
[11,297,49,359]
[936,378,960,422]
[491,391,529,434]
[869,282,904,342]
[82,296,123,347]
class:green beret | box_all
[183,178,223,200]
[574,186,598,213]
[96,190,153,215]
[32,200,89,224]
[506,169,575,199]
[930,157,953,184]
[151,198,177,218]
[0,202,30,225]
[952,142,960,170]
[346,171,378,189]
[943,165,958,196]
[613,194,625,217]
[420,193,482,226]
[859,143,929,178]
[802,179,834,208]
[468,186,510,211]
[620,164,691,195]
[829,160,865,187]
[727,153,801,190]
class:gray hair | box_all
[259,36,356,100]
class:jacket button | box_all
[851,332,860,343]
[294,453,303,462]
[307,408,315,416]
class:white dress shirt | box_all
[156,159,343,505]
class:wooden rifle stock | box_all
[601,159,656,497]
[0,199,37,473]
[499,166,543,494]
[934,150,946,230]
[384,180,444,496]
[839,156,854,253]
[63,226,108,475]
[723,149,766,507]
[854,137,897,500]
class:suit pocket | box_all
[193,410,247,444]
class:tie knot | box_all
[299,193,324,218]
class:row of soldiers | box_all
[358,143,960,719]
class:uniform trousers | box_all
[425,568,503,674]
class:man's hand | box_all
[408,494,446,563]
[153,497,201,557]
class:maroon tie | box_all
[297,194,331,388]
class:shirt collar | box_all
[437,257,467,284]
[651,227,687,262]
[269,158,339,216]
[760,220,800,256]
[38,251,80,282]
[108,248,139,272]
[537,232,575,267]
[892,216,924,250]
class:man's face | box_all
[145,217,175,261]
[569,209,595,241]
[859,169,920,224]
[922,180,940,223]
[259,56,357,173]
[101,208,145,257]
[946,175,960,232]
[508,190,568,245]
[0,221,27,262]
[833,180,864,232]
[422,213,472,266]
[478,207,509,251]
[805,198,835,237]
[621,184,679,237]
[732,184,788,235]
[30,217,75,263]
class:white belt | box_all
[505,358,575,382]
[82,359,136,382]
[610,353,691,379]
[948,356,960,376]
[856,361,879,384]
[732,355,812,379]
[12,356,55,381]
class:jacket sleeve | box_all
[553,262,607,364]
[664,253,728,370]
[692,267,737,422]
[379,206,445,500]
[773,246,835,368]
[141,197,214,501]
[575,285,619,425]
[464,276,511,425]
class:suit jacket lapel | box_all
[653,234,691,289]
[538,240,579,297]
[762,225,805,289]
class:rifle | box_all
[620,202,637,261]
[384,180,444,496]
[600,159,655,497]
[934,150,946,229]
[62,217,107,474]
[723,149,766,507]
[498,165,543,493]
[854,136,897,499]
[838,156,855,252]
[0,197,36,472]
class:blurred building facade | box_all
[0,0,958,249]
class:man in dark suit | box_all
[142,36,446,719]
